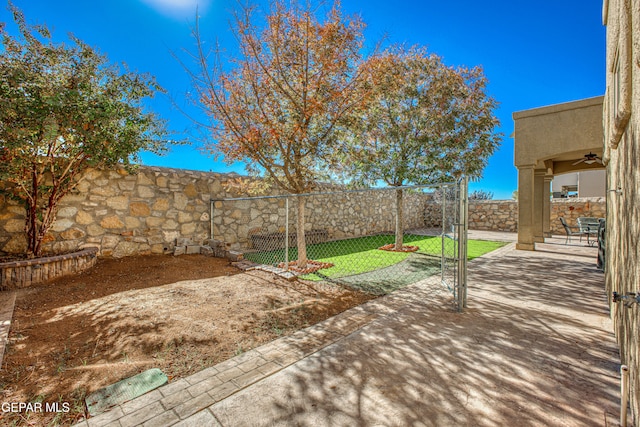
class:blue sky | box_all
[1,0,606,199]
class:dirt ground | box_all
[0,255,374,426]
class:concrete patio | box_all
[77,232,620,427]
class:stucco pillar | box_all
[517,165,536,250]
[533,169,545,243]
[543,176,553,237]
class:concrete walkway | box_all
[0,290,16,369]
[77,234,620,427]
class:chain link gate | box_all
[211,179,468,311]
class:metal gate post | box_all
[285,197,289,270]
[457,177,469,311]
[441,186,446,283]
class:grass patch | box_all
[244,234,507,283]
[467,239,508,259]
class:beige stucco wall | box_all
[552,170,606,197]
[603,0,640,424]
[513,97,605,250]
[578,170,607,197]
[513,96,604,168]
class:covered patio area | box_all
[513,96,605,250]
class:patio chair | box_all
[559,217,582,244]
[577,217,601,246]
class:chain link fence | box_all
[212,180,468,310]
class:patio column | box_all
[533,169,546,243]
[517,164,536,250]
[543,176,553,237]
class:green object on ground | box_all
[335,253,442,295]
[85,368,168,416]
[244,235,507,284]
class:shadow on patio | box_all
[210,240,620,426]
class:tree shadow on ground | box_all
[210,245,619,426]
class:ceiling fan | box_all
[572,152,603,166]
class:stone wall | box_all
[467,200,519,232]
[214,188,430,251]
[0,166,239,258]
[0,164,608,260]
[0,167,435,257]
[0,247,98,290]
[549,198,606,234]
[424,198,606,234]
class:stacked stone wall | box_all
[214,189,431,251]
[1,167,437,257]
[549,198,606,233]
[424,198,606,233]
[0,164,607,259]
[0,166,239,258]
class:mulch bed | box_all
[378,244,419,252]
[278,259,335,274]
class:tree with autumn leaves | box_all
[193,0,370,268]
[344,46,501,249]
[194,1,500,263]
[0,4,170,258]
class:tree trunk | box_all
[25,167,40,258]
[25,202,38,259]
[296,196,308,269]
[394,187,404,250]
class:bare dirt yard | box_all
[0,255,374,426]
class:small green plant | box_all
[54,347,71,373]
[234,344,245,356]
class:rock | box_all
[176,238,193,246]
[174,193,188,210]
[76,210,94,225]
[226,250,244,262]
[125,216,141,229]
[181,223,196,235]
[156,176,168,188]
[130,202,151,216]
[51,219,74,232]
[4,219,25,233]
[184,183,198,198]
[150,243,165,254]
[107,196,128,210]
[146,217,164,227]
[178,212,193,223]
[57,206,78,218]
[186,245,201,255]
[2,235,27,254]
[152,198,170,212]
[117,180,136,191]
[61,228,86,240]
[137,186,155,198]
[100,215,124,229]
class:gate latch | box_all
[612,291,640,307]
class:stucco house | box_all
[551,170,606,198]
[602,0,640,423]
[513,0,639,422]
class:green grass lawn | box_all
[243,234,507,282]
